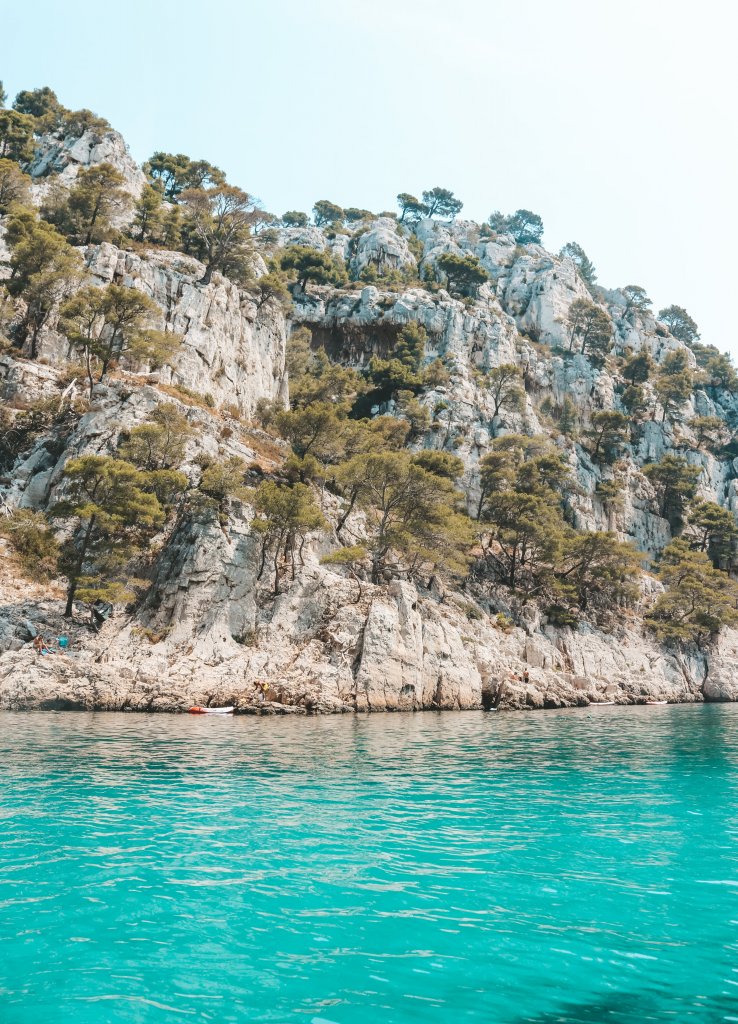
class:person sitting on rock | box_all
[32,635,52,656]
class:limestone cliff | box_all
[1,114,737,714]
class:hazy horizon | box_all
[3,0,736,354]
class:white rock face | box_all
[28,128,146,198]
[32,242,288,418]
[349,218,416,276]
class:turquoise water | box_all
[2,708,738,1023]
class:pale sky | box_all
[2,0,736,353]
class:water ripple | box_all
[1,706,738,1022]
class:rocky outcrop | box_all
[28,127,146,198]
[24,241,289,418]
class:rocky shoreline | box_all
[2,566,736,715]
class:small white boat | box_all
[188,705,235,715]
[590,701,615,706]
[645,700,668,706]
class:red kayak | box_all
[188,706,235,715]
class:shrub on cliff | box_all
[0,158,31,212]
[0,508,59,581]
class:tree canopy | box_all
[422,188,463,220]
[312,200,344,226]
[146,152,225,201]
[437,253,488,296]
[559,242,597,287]
[279,245,348,291]
[658,305,699,344]
[567,299,612,359]
[47,162,130,244]
[646,540,738,645]
[489,209,544,244]
[53,455,164,616]
[643,454,700,526]
[181,185,260,284]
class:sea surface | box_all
[1,706,738,1023]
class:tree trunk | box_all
[64,516,96,618]
[86,349,95,399]
[256,537,269,580]
[64,579,78,618]
[336,488,359,535]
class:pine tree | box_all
[646,540,738,645]
[567,299,612,358]
[422,188,463,219]
[658,305,699,344]
[437,253,488,296]
[0,159,31,212]
[0,109,35,161]
[335,452,472,583]
[559,242,597,287]
[53,455,164,617]
[181,185,261,285]
[279,245,348,291]
[312,200,344,226]
[60,284,175,392]
[684,499,738,564]
[5,209,83,356]
[484,364,524,418]
[252,481,326,593]
[586,411,629,463]
[132,184,165,242]
[118,404,192,470]
[643,455,700,526]
[54,162,131,244]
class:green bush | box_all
[0,508,59,581]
